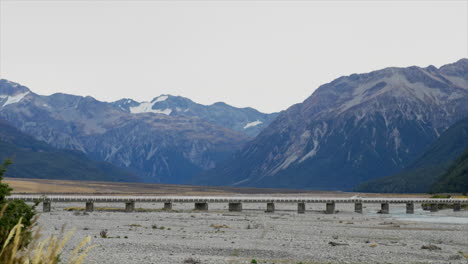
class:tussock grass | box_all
[0,204,95,264]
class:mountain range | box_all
[195,59,468,190]
[0,119,138,182]
[1,58,467,191]
[112,96,277,137]
[0,79,276,183]
[356,116,468,193]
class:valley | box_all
[33,200,468,264]
[1,59,467,193]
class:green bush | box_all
[0,159,36,248]
[430,194,451,198]
[0,159,13,200]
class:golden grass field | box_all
[4,177,312,196]
[3,177,448,198]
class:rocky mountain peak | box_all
[0,79,31,94]
[195,58,468,190]
[0,79,32,108]
[111,94,278,137]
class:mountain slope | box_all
[430,148,468,193]
[356,116,468,193]
[112,95,278,137]
[0,80,248,183]
[0,120,138,182]
[195,59,468,190]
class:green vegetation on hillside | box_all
[356,117,468,193]
[431,148,468,193]
[0,120,138,182]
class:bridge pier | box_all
[430,203,439,212]
[266,202,275,213]
[325,202,335,214]
[354,202,363,214]
[85,202,94,212]
[43,201,51,212]
[297,202,305,214]
[406,202,414,214]
[163,202,172,210]
[125,201,135,212]
[228,202,242,212]
[380,203,389,214]
[453,203,461,212]
[194,202,208,211]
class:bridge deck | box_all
[6,195,468,204]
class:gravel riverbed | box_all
[36,202,468,264]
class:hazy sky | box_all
[0,0,467,113]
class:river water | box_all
[388,207,468,224]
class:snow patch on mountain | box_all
[129,101,172,115]
[157,108,172,115]
[244,120,263,129]
[130,102,154,113]
[0,91,30,107]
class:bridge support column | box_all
[228,202,242,212]
[297,202,305,214]
[85,202,94,212]
[163,202,172,210]
[453,203,461,212]
[194,202,208,211]
[354,202,363,214]
[266,202,275,213]
[430,203,438,212]
[125,201,135,212]
[380,203,389,214]
[325,202,335,214]
[43,201,51,212]
[406,202,414,214]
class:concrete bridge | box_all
[6,195,467,214]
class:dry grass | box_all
[0,204,95,264]
[5,177,447,198]
[4,179,96,194]
[4,178,327,196]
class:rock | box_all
[421,245,441,251]
[448,254,462,260]
[329,241,349,246]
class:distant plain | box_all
[5,177,434,198]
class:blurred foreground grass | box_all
[0,204,95,264]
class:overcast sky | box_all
[0,0,467,113]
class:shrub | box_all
[0,160,13,200]
[0,159,94,263]
[183,257,200,264]
[100,230,108,238]
[0,159,36,248]
[430,194,451,198]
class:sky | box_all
[0,0,467,113]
